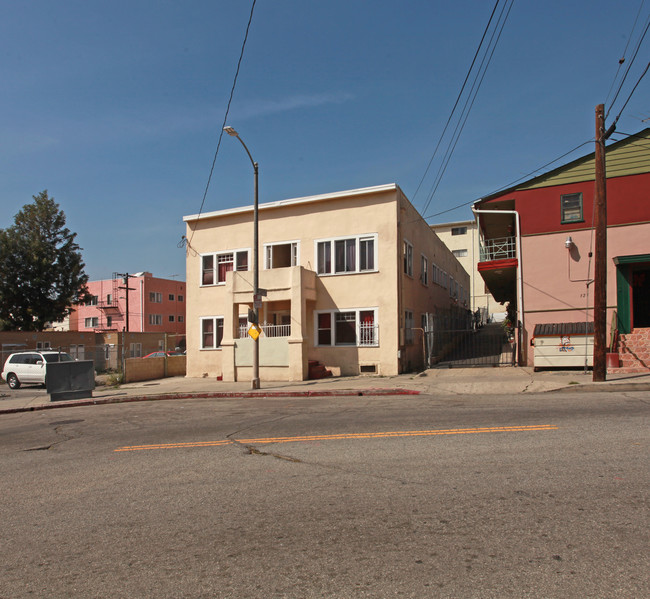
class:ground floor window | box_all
[316,308,378,346]
[201,317,224,349]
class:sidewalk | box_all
[2,366,650,414]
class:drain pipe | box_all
[471,206,525,365]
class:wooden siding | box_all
[516,129,650,190]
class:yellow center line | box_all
[114,424,558,452]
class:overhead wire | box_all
[605,0,646,106]
[183,0,257,251]
[605,11,650,122]
[420,0,515,218]
[411,0,502,203]
[422,138,593,222]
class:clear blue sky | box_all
[1,0,648,281]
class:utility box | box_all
[46,360,95,402]
[532,322,594,370]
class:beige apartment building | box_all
[430,219,505,323]
[183,184,470,382]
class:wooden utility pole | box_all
[593,104,607,381]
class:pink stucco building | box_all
[473,129,650,371]
[73,272,186,336]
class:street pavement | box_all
[2,366,650,414]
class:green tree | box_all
[0,191,88,331]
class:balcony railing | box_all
[238,324,291,339]
[479,236,516,261]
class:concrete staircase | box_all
[608,327,650,374]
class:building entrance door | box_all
[632,266,650,328]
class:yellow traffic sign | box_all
[248,324,262,340]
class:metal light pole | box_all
[224,126,260,389]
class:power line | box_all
[411,0,502,203]
[422,138,593,222]
[420,0,515,218]
[606,12,650,121]
[605,0,646,106]
[185,0,257,249]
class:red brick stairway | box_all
[608,328,650,374]
[308,360,333,380]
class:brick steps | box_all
[607,327,650,374]
[308,360,333,380]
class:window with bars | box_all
[315,309,377,346]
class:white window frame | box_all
[403,240,413,277]
[315,234,378,276]
[200,316,224,350]
[314,308,379,347]
[451,226,468,236]
[200,248,250,286]
[452,249,468,258]
[264,241,300,269]
[84,317,99,328]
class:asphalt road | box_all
[1,391,648,598]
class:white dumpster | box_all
[532,322,594,370]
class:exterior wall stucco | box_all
[521,222,650,365]
[184,185,470,381]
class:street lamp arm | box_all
[224,126,256,169]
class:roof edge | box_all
[183,183,400,222]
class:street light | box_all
[224,126,260,389]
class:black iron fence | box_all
[427,323,515,368]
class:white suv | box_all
[1,351,75,389]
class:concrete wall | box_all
[124,355,186,383]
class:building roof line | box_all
[474,128,650,206]
[183,183,400,222]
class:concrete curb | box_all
[0,388,421,415]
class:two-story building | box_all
[473,129,650,370]
[183,184,470,381]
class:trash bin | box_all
[532,322,594,370]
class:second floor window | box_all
[452,249,468,258]
[149,314,162,325]
[421,255,428,285]
[84,317,98,328]
[561,193,583,223]
[202,250,249,285]
[316,235,377,275]
[149,292,162,303]
[403,241,413,276]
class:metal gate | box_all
[427,323,515,368]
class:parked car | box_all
[141,350,185,359]
[1,351,75,389]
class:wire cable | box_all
[185,0,257,250]
[605,0,646,106]
[606,12,650,121]
[411,0,502,204]
[422,138,593,222]
[420,0,515,217]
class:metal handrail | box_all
[479,236,517,261]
